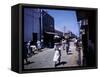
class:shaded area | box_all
[24,61,35,65]
[55,61,67,67]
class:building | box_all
[24,9,55,48]
[24,8,41,45]
[76,10,97,67]
[41,10,55,48]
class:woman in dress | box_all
[53,44,61,67]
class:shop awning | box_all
[45,32,57,35]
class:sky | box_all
[45,9,79,37]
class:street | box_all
[24,41,83,69]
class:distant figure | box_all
[74,38,78,46]
[75,39,80,51]
[37,40,41,51]
[41,39,44,49]
[66,37,70,54]
[76,39,82,65]
[27,41,31,54]
[62,39,66,50]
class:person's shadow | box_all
[24,61,34,65]
[55,61,67,67]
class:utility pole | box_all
[40,9,43,41]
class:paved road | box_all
[24,41,83,69]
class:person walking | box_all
[24,42,30,64]
[30,45,37,54]
[66,36,70,54]
[41,39,44,49]
[62,39,66,50]
[53,35,62,67]
[27,41,31,54]
[37,40,41,51]
[53,44,61,67]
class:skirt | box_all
[53,50,60,62]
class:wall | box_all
[0,0,99,77]
[24,8,41,42]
